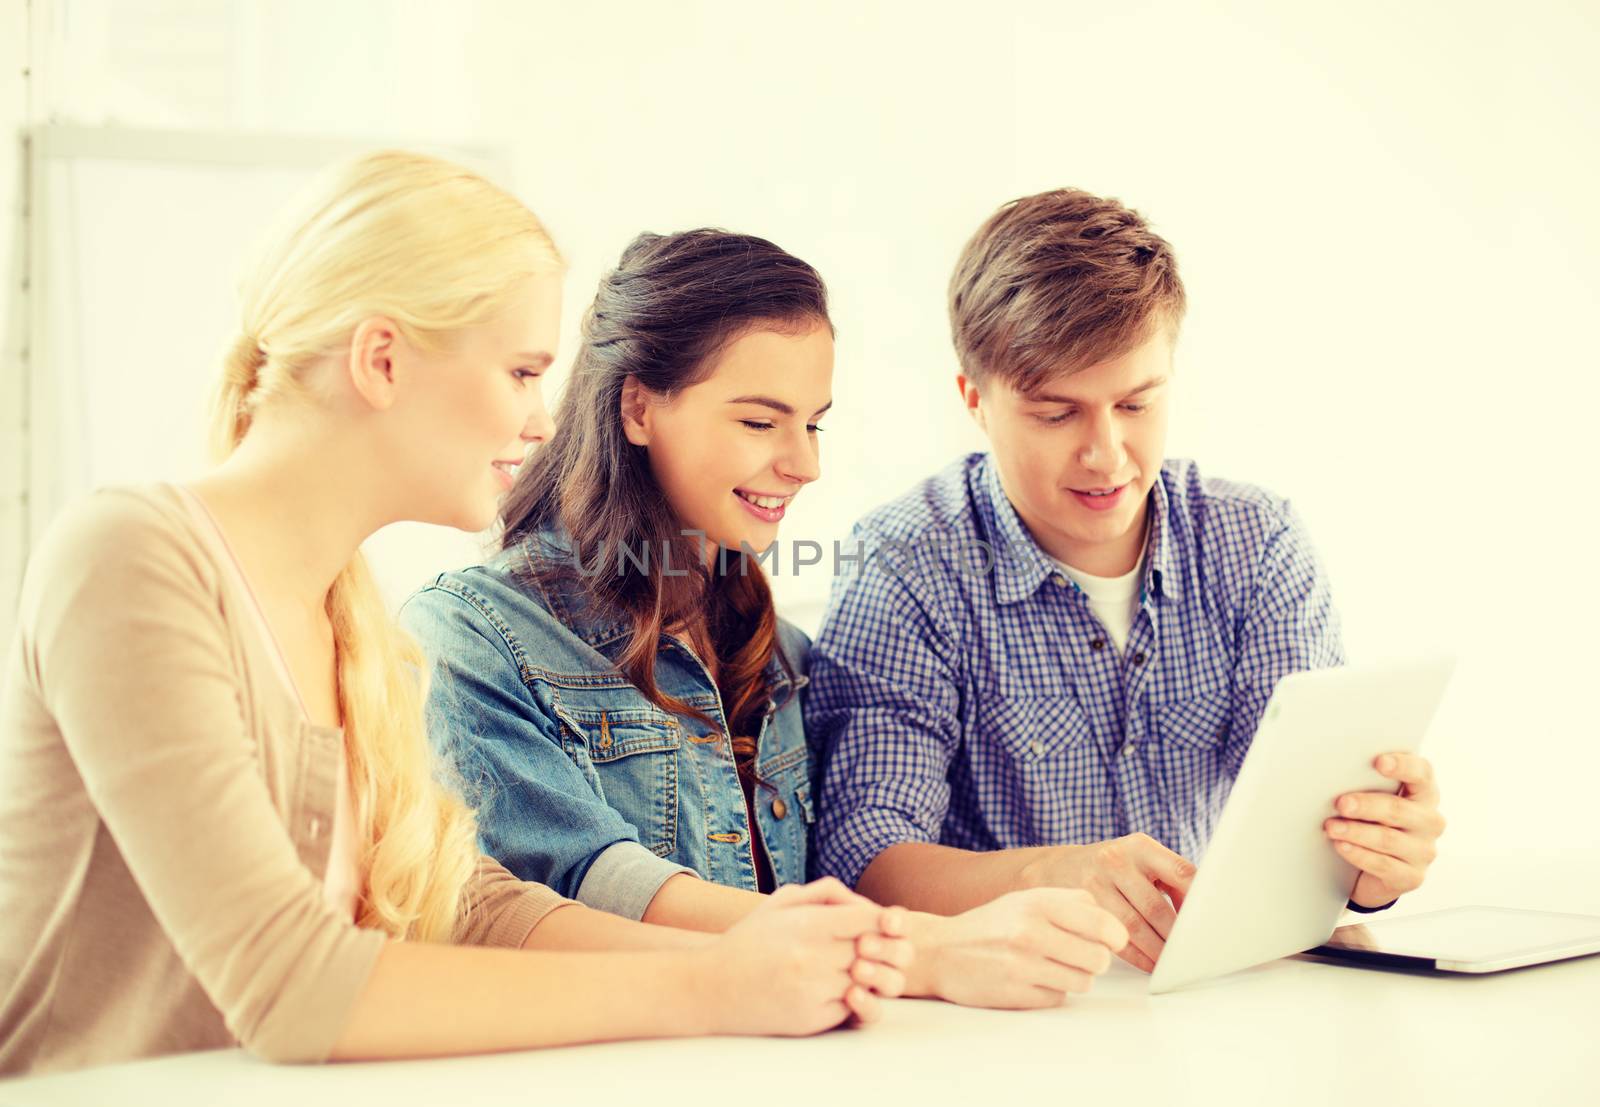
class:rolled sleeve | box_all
[576,841,697,921]
[805,526,962,888]
[454,855,576,948]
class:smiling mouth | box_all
[734,490,794,510]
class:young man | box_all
[806,190,1446,972]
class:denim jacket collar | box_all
[506,527,806,700]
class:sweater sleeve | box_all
[452,855,575,948]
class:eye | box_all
[806,424,824,434]
[512,368,543,384]
[1036,411,1073,426]
[740,420,775,431]
[1118,403,1147,413]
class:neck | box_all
[1030,501,1150,578]
[188,420,397,612]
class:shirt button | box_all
[1028,740,1044,757]
[771,797,788,820]
[1090,638,1106,651]
[1051,573,1068,587]
[1131,651,1147,666]
[1121,743,1136,758]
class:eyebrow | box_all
[727,395,835,417]
[515,351,555,369]
[1024,376,1169,405]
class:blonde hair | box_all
[211,150,563,942]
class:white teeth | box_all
[738,492,788,510]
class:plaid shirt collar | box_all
[977,453,1182,609]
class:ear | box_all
[956,373,988,433]
[619,375,653,446]
[348,316,403,412]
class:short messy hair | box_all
[948,188,1186,391]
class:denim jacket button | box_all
[771,797,788,820]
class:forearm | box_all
[522,901,714,951]
[641,872,765,932]
[330,939,715,1060]
[856,841,1054,915]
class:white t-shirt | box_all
[1050,554,1143,654]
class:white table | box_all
[5,850,1596,1107]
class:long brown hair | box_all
[499,229,830,780]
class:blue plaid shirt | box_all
[806,452,1344,887]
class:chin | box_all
[448,497,500,535]
[714,527,776,561]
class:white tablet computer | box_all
[1308,905,1600,973]
[1148,656,1457,995]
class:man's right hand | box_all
[1019,833,1195,972]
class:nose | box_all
[1078,408,1126,475]
[775,425,821,487]
[521,390,555,445]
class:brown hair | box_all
[948,188,1186,391]
[499,229,831,788]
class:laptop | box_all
[1147,656,1457,995]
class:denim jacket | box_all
[399,529,816,920]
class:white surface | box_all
[2,850,1594,1107]
[1151,657,1457,993]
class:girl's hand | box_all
[699,877,912,1036]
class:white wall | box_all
[1,0,33,635]
[9,1,1598,872]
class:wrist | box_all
[900,911,949,999]
[678,945,729,1036]
[1016,843,1078,892]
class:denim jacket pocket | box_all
[551,703,681,859]
[751,742,814,887]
